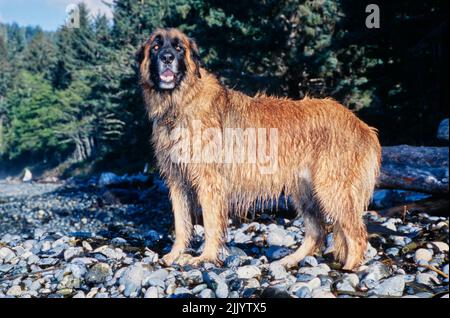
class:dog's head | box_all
[137,28,201,91]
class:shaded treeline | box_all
[0,0,448,177]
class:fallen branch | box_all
[378,198,449,217]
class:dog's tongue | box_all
[160,69,175,82]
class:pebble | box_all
[311,288,335,298]
[269,262,288,280]
[300,256,318,267]
[6,285,22,297]
[373,275,405,296]
[415,273,441,286]
[236,265,261,279]
[215,282,229,298]
[144,286,160,298]
[414,249,433,263]
[294,286,312,298]
[64,247,83,261]
[86,263,112,284]
[119,264,148,296]
[199,288,215,298]
[428,242,449,253]
[0,247,15,263]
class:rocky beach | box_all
[0,175,448,299]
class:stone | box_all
[427,242,449,253]
[269,262,288,280]
[144,286,160,298]
[119,264,148,297]
[86,263,112,285]
[299,256,318,267]
[0,247,15,263]
[373,276,405,297]
[294,286,312,298]
[266,228,285,246]
[199,288,215,298]
[64,247,83,261]
[414,249,433,263]
[236,265,262,279]
[215,282,229,298]
[6,285,22,296]
[311,288,335,298]
[415,273,441,286]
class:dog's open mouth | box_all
[160,69,176,83]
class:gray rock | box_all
[386,247,400,257]
[311,288,336,298]
[297,264,330,277]
[37,258,58,267]
[224,255,244,268]
[144,286,160,298]
[269,262,288,280]
[300,256,318,267]
[373,275,405,296]
[414,249,433,263]
[86,263,112,285]
[233,231,252,244]
[199,288,215,298]
[427,241,449,253]
[215,282,229,298]
[63,247,83,261]
[111,237,127,246]
[192,284,208,294]
[119,264,149,296]
[236,265,261,279]
[186,269,203,284]
[93,246,124,260]
[443,264,449,275]
[174,287,192,296]
[265,246,291,260]
[0,247,15,263]
[415,273,440,286]
[266,227,286,246]
[6,285,22,296]
[437,118,449,141]
[294,286,312,298]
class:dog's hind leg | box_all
[278,177,326,268]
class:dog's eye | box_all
[175,45,182,52]
[153,45,159,51]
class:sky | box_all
[0,0,113,31]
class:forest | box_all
[0,0,448,178]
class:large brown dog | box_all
[137,28,381,270]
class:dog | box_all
[137,28,381,270]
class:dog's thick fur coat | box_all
[138,28,381,270]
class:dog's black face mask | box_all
[137,29,202,92]
[148,35,188,91]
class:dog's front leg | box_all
[186,184,227,266]
[162,182,194,265]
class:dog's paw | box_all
[161,251,182,266]
[276,256,300,269]
[179,254,221,267]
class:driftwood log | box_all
[378,145,449,194]
[378,198,449,217]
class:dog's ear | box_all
[135,42,146,66]
[189,38,201,78]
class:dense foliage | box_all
[0,0,448,176]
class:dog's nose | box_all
[161,52,175,64]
